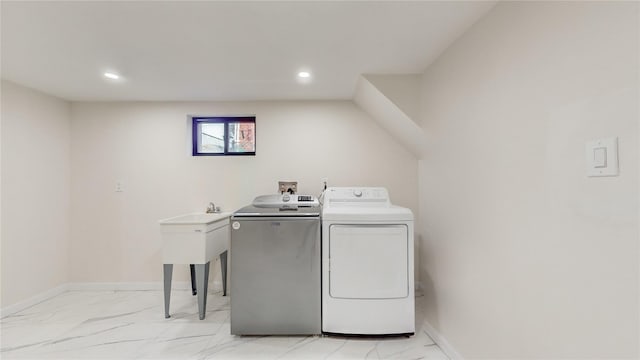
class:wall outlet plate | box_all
[278,181,298,194]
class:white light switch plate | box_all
[586,137,618,177]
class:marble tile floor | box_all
[1,290,448,360]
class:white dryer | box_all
[322,187,414,336]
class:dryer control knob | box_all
[282,194,290,202]
[353,189,363,197]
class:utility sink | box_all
[159,212,231,320]
[159,212,231,264]
[159,212,232,225]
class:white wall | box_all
[418,2,639,358]
[1,80,71,307]
[70,101,418,285]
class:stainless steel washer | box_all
[230,194,321,335]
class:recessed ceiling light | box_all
[297,71,311,78]
[103,72,120,80]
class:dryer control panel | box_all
[323,187,390,207]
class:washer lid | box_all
[322,205,413,221]
[233,204,321,217]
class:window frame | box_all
[191,116,256,156]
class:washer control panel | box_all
[253,194,319,207]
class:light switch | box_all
[586,137,618,177]
[593,147,607,168]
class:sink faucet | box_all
[206,202,215,213]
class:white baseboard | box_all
[422,319,463,360]
[68,282,170,291]
[1,280,225,318]
[1,283,69,318]
[68,280,224,291]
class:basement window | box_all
[192,116,256,156]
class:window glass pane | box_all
[227,122,255,153]
[192,116,255,156]
[198,122,225,153]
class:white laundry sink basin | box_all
[159,212,231,264]
[159,212,232,225]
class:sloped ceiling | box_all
[354,75,426,158]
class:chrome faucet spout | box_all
[206,202,215,213]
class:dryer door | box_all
[329,224,408,299]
